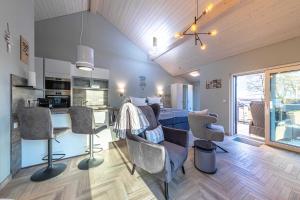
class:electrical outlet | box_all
[13,122,18,129]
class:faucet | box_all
[81,100,88,106]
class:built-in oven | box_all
[45,77,71,90]
[45,77,71,108]
[45,90,71,108]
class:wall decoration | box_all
[206,79,222,89]
[139,76,146,91]
[20,35,29,64]
[4,23,12,52]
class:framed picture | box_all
[20,36,29,64]
[206,79,222,89]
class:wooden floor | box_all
[1,136,300,200]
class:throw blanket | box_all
[113,102,149,139]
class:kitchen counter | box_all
[50,107,111,113]
[51,108,69,114]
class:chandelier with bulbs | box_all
[174,1,217,50]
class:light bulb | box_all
[175,32,183,39]
[200,44,206,50]
[205,3,214,13]
[210,30,217,36]
[190,23,197,33]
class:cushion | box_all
[139,106,159,130]
[145,125,164,144]
[147,96,161,104]
[161,141,187,171]
[130,97,147,106]
[194,109,208,115]
[206,124,225,132]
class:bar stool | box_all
[17,107,66,182]
[69,106,107,170]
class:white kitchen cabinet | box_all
[34,57,44,89]
[45,58,71,79]
[171,83,193,111]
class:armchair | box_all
[126,104,189,200]
[188,111,228,152]
[249,101,265,138]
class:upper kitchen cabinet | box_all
[45,58,71,79]
[71,65,109,80]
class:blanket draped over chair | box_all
[113,102,149,138]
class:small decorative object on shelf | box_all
[206,79,222,89]
[20,35,29,64]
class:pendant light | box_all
[76,45,94,71]
[76,5,94,71]
[174,1,217,49]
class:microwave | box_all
[45,77,71,90]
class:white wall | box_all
[0,0,34,183]
[197,37,300,134]
[35,12,182,107]
[192,81,200,111]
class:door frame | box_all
[230,69,264,136]
[265,62,300,153]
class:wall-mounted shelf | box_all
[72,87,109,91]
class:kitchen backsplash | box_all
[72,89,108,106]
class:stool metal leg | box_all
[31,139,66,182]
[164,182,169,200]
[78,134,104,170]
[215,144,228,153]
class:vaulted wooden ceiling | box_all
[35,0,300,76]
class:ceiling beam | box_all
[151,0,241,60]
[89,0,100,13]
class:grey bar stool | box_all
[18,107,66,181]
[69,106,107,170]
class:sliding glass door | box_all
[265,64,300,152]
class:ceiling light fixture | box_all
[149,36,158,55]
[76,2,94,71]
[190,71,200,77]
[153,37,157,51]
[174,1,218,49]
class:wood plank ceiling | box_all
[35,0,300,76]
[34,0,89,21]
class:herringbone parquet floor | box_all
[1,136,300,200]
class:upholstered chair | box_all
[18,107,66,181]
[249,101,265,137]
[126,104,189,200]
[69,106,107,170]
[188,111,228,152]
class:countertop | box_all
[50,106,114,114]
[51,108,69,114]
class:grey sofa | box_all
[249,101,265,138]
[126,104,189,200]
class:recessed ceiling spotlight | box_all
[190,71,200,77]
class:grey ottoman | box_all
[194,140,217,174]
